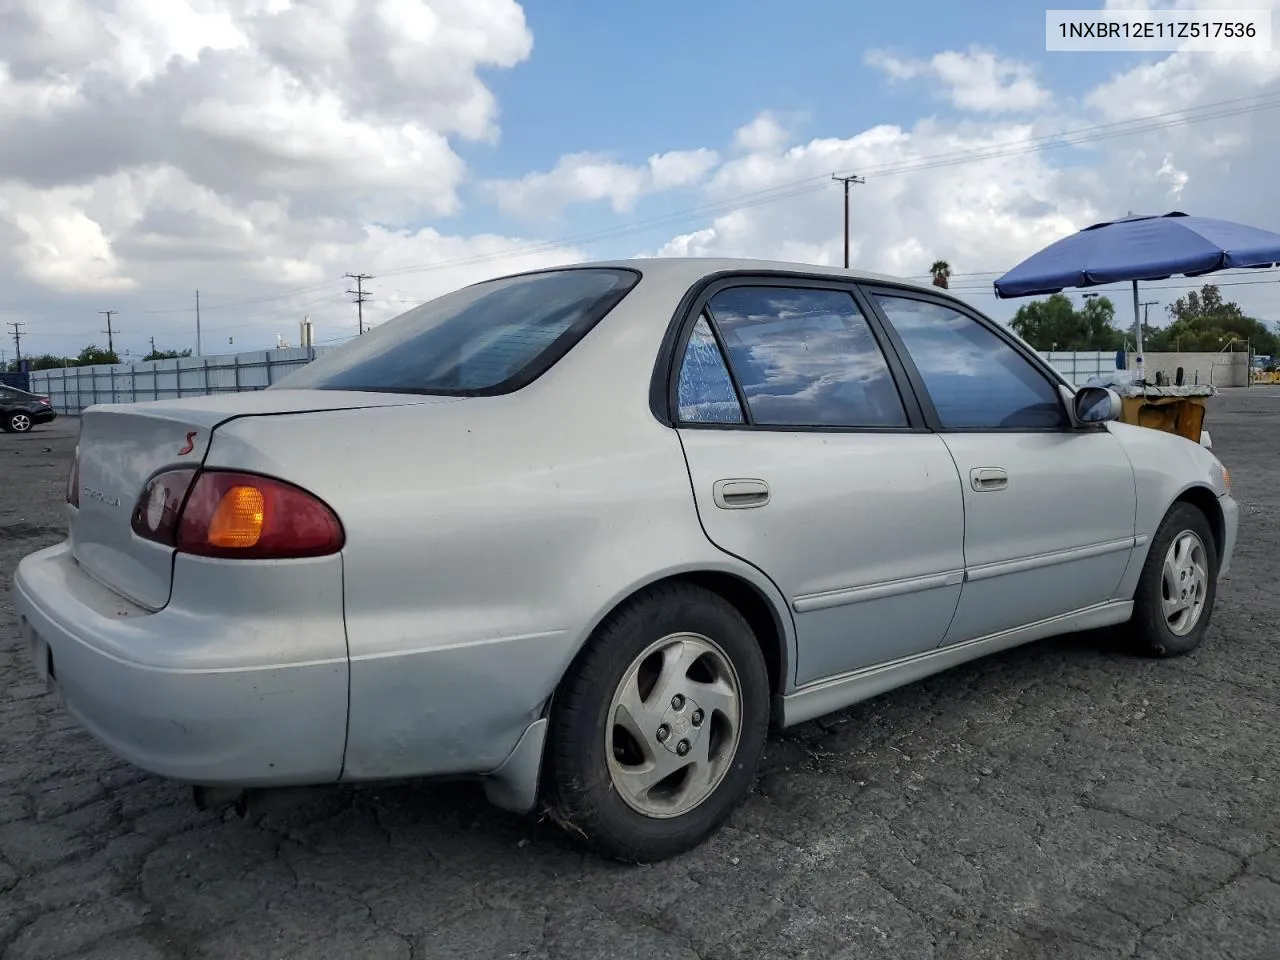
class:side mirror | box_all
[1073,385,1122,424]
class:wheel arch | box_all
[487,565,794,817]
[1171,483,1226,564]
[542,565,795,724]
[677,570,790,697]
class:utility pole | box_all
[1141,299,1158,335]
[346,273,374,334]
[195,290,202,356]
[6,321,24,366]
[150,336,156,355]
[831,173,865,269]
[99,310,117,354]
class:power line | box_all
[46,90,1277,321]
[832,174,866,269]
[373,90,1280,281]
[345,273,373,335]
[12,90,1280,348]
[98,311,117,354]
[946,274,1280,296]
[54,90,1280,324]
[922,264,1280,286]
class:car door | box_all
[670,277,967,687]
[863,287,1139,645]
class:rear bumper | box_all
[33,408,56,424]
[12,541,348,787]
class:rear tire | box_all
[544,583,770,863]
[1128,502,1218,657]
[7,412,32,433]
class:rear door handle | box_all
[713,478,770,509]
[970,467,1008,492]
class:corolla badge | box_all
[178,431,197,456]
[81,486,121,508]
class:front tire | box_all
[544,583,770,863]
[1128,502,1218,657]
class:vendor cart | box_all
[1084,372,1216,446]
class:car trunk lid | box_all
[69,389,446,609]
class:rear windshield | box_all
[273,267,640,395]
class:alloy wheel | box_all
[605,632,743,819]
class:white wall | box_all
[1132,351,1250,388]
[30,345,338,414]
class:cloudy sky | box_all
[2,0,1279,362]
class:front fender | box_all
[1107,422,1231,598]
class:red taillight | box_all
[132,468,343,559]
[38,397,50,406]
[67,446,80,507]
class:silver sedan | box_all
[12,257,1239,862]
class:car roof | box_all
[518,256,958,302]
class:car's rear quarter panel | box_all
[202,273,795,781]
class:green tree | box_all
[1009,293,1125,351]
[1145,284,1278,355]
[143,347,192,361]
[77,344,121,366]
[25,353,71,370]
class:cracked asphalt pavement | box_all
[2,390,1278,960]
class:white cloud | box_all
[657,115,1096,278]
[647,41,1280,328]
[0,0,531,216]
[0,0,553,358]
[734,112,790,153]
[480,148,720,220]
[865,46,1050,113]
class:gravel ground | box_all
[1,393,1277,960]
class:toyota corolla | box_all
[12,258,1238,863]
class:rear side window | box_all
[676,315,745,424]
[873,294,1066,430]
[705,285,908,428]
[273,268,640,395]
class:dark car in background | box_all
[0,384,56,433]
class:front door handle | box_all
[970,467,1008,492]
[713,478,770,509]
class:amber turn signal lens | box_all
[207,485,266,548]
[173,469,344,559]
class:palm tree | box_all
[930,260,951,289]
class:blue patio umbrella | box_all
[994,211,1280,380]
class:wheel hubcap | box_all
[1161,530,1208,637]
[605,632,743,819]
[12,414,30,431]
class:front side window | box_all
[676,315,745,423]
[705,286,908,428]
[273,268,639,395]
[873,294,1065,430]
